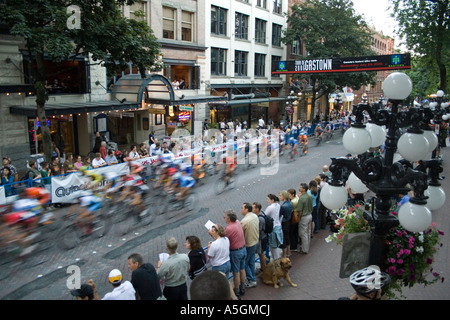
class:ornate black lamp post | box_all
[320,73,447,268]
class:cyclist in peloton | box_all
[299,134,308,155]
[288,136,298,157]
[315,124,324,142]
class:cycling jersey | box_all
[80,194,102,212]
[179,175,195,188]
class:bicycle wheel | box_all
[214,176,227,195]
[57,224,82,250]
[135,205,155,226]
[184,192,197,212]
[91,212,111,238]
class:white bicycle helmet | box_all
[349,266,391,298]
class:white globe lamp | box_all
[425,186,446,211]
[343,126,372,155]
[383,72,413,100]
[320,183,348,210]
[348,172,369,193]
[397,132,430,161]
[365,123,386,148]
[422,130,439,153]
[398,202,432,232]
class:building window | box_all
[273,0,282,14]
[182,11,193,42]
[211,48,227,76]
[254,53,266,77]
[271,55,281,78]
[272,23,282,47]
[257,0,267,9]
[234,50,248,76]
[129,1,146,22]
[163,6,176,39]
[211,6,227,36]
[163,64,200,90]
[290,40,302,56]
[255,18,266,44]
[235,12,248,40]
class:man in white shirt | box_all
[91,153,107,168]
[258,116,265,129]
[102,269,136,300]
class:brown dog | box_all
[259,257,297,289]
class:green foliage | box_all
[390,0,449,92]
[283,0,377,115]
[0,0,161,161]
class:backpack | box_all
[261,211,274,234]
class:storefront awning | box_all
[9,100,141,117]
[210,97,287,106]
[112,74,228,106]
[147,94,228,106]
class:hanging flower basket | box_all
[325,204,370,246]
[383,222,445,299]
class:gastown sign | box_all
[272,54,411,75]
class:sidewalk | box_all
[243,147,450,300]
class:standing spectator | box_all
[104,150,118,165]
[63,153,77,173]
[207,224,231,276]
[149,139,158,156]
[223,209,247,298]
[52,141,61,163]
[279,190,293,258]
[308,180,319,235]
[127,253,161,300]
[99,141,107,159]
[265,194,282,260]
[148,130,156,146]
[288,188,299,252]
[93,131,102,153]
[1,157,18,182]
[258,115,265,129]
[252,202,267,273]
[1,166,15,196]
[39,161,51,192]
[50,156,61,176]
[298,183,313,254]
[156,237,190,300]
[102,269,136,300]
[322,165,332,181]
[240,202,259,288]
[185,235,207,280]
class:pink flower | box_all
[388,266,396,275]
[397,259,404,264]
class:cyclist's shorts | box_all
[87,201,102,212]
[180,177,196,188]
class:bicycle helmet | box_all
[349,266,391,298]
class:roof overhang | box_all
[9,100,140,117]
